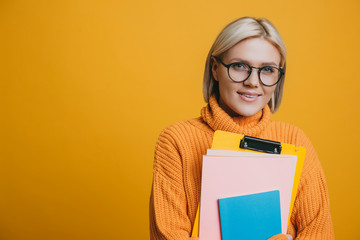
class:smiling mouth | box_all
[237,92,261,98]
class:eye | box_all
[231,62,248,71]
[262,66,275,73]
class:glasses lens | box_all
[260,66,281,86]
[228,63,251,82]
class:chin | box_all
[232,107,262,117]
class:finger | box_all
[286,234,293,240]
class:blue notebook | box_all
[218,190,282,240]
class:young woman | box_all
[149,17,334,240]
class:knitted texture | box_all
[149,95,334,240]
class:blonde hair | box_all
[203,17,287,113]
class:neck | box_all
[201,95,271,136]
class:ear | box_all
[211,57,219,81]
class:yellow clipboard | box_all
[191,130,306,237]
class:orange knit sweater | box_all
[149,96,334,240]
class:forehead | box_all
[224,38,281,65]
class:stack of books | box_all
[191,130,306,240]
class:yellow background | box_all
[1,0,359,239]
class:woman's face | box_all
[212,37,281,117]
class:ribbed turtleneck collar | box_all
[200,95,271,136]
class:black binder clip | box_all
[240,135,282,154]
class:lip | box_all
[237,91,261,102]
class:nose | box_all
[243,69,261,88]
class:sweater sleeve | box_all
[285,128,334,239]
[149,128,196,240]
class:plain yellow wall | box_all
[1,0,359,239]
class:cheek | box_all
[264,86,276,98]
[218,80,236,97]
[218,74,236,92]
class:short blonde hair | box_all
[203,17,287,113]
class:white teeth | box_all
[242,94,257,98]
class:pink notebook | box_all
[199,155,296,240]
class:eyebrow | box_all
[228,58,279,67]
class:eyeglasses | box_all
[215,57,284,87]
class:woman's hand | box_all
[286,234,293,240]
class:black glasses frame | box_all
[215,57,284,87]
